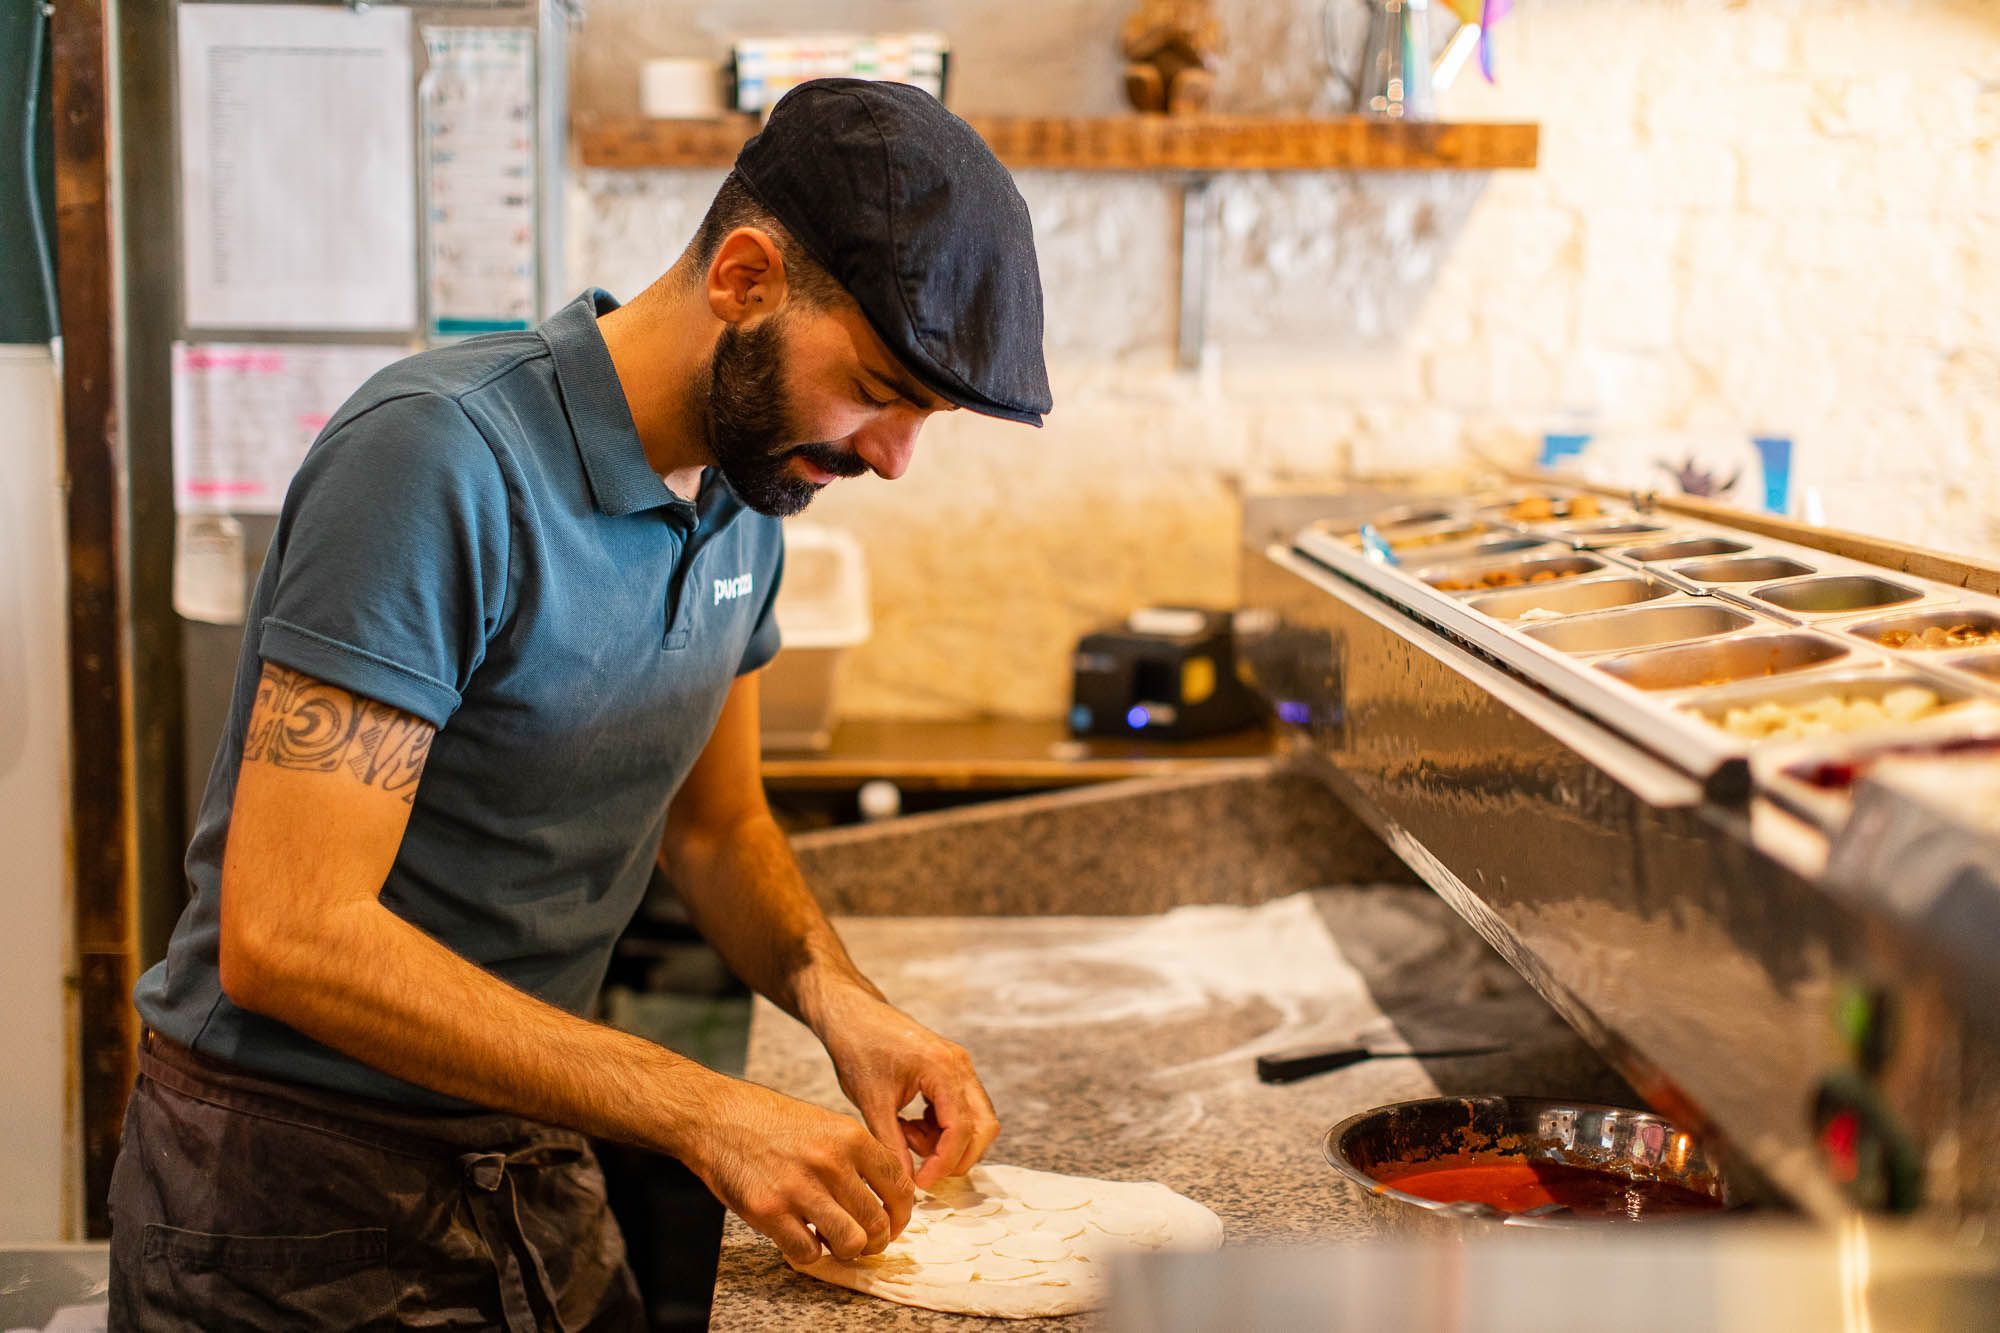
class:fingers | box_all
[803,1194,874,1262]
[858,1094,915,1184]
[901,1105,945,1159]
[960,1078,1003,1171]
[762,1213,825,1270]
[747,1179,894,1267]
[914,1106,973,1190]
[911,1069,1003,1190]
[851,1135,915,1245]
[806,1122,909,1258]
[827,1163,899,1256]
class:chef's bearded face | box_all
[706,310,868,519]
[687,171,950,518]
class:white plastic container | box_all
[759,524,871,751]
[639,58,725,120]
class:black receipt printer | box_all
[1068,607,1262,741]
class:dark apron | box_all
[108,1030,647,1332]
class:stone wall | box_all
[570,0,2000,721]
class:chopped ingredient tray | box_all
[1291,483,2000,823]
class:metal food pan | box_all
[1464,487,1544,509]
[1477,494,1608,525]
[1551,519,1673,550]
[1625,536,1753,564]
[1596,633,1851,692]
[1468,576,1676,622]
[1752,574,1926,618]
[1672,555,1819,585]
[1845,607,2000,653]
[1420,554,1607,594]
[1377,504,1466,531]
[1409,534,1554,566]
[1678,669,1983,743]
[1379,520,1490,553]
[1310,503,1461,538]
[1523,603,1759,656]
[1950,652,2000,684]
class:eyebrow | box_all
[862,363,949,412]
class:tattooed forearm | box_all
[244,663,435,804]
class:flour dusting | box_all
[899,894,1379,1043]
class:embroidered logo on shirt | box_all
[714,573,754,605]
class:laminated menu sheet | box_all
[178,3,417,331]
[171,341,402,514]
[422,26,539,338]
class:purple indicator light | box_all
[1276,700,1310,725]
[1126,705,1150,729]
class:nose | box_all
[852,415,922,481]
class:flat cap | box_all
[735,79,1053,426]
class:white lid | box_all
[775,523,872,649]
[1128,607,1208,638]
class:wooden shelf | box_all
[578,114,1539,173]
[760,718,1275,791]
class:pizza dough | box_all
[797,1163,1224,1319]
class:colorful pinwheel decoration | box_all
[1441,0,1512,83]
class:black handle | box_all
[1254,1045,1374,1084]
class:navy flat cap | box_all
[735,79,1053,427]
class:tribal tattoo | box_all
[243,663,433,804]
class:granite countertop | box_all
[707,885,1631,1330]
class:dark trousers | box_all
[108,1031,646,1332]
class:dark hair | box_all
[684,171,848,308]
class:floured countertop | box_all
[706,886,1633,1330]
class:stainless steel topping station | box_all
[1245,480,2000,1229]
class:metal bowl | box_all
[1673,555,1818,584]
[1626,536,1752,563]
[1323,1096,1732,1234]
[1754,575,1923,616]
[1523,604,1756,655]
[1469,576,1673,621]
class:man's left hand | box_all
[813,989,1001,1191]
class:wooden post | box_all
[52,0,138,1239]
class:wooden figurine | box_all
[1121,0,1223,115]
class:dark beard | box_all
[706,316,866,517]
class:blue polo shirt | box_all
[135,290,786,1108]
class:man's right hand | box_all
[677,1077,915,1268]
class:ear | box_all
[705,226,790,327]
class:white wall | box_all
[572,0,2000,719]
[0,345,74,1240]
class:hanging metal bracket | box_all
[1176,173,1215,370]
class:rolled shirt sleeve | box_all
[257,392,511,727]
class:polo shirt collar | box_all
[542,289,682,517]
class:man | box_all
[110,80,1052,1330]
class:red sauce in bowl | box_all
[1379,1160,1723,1219]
